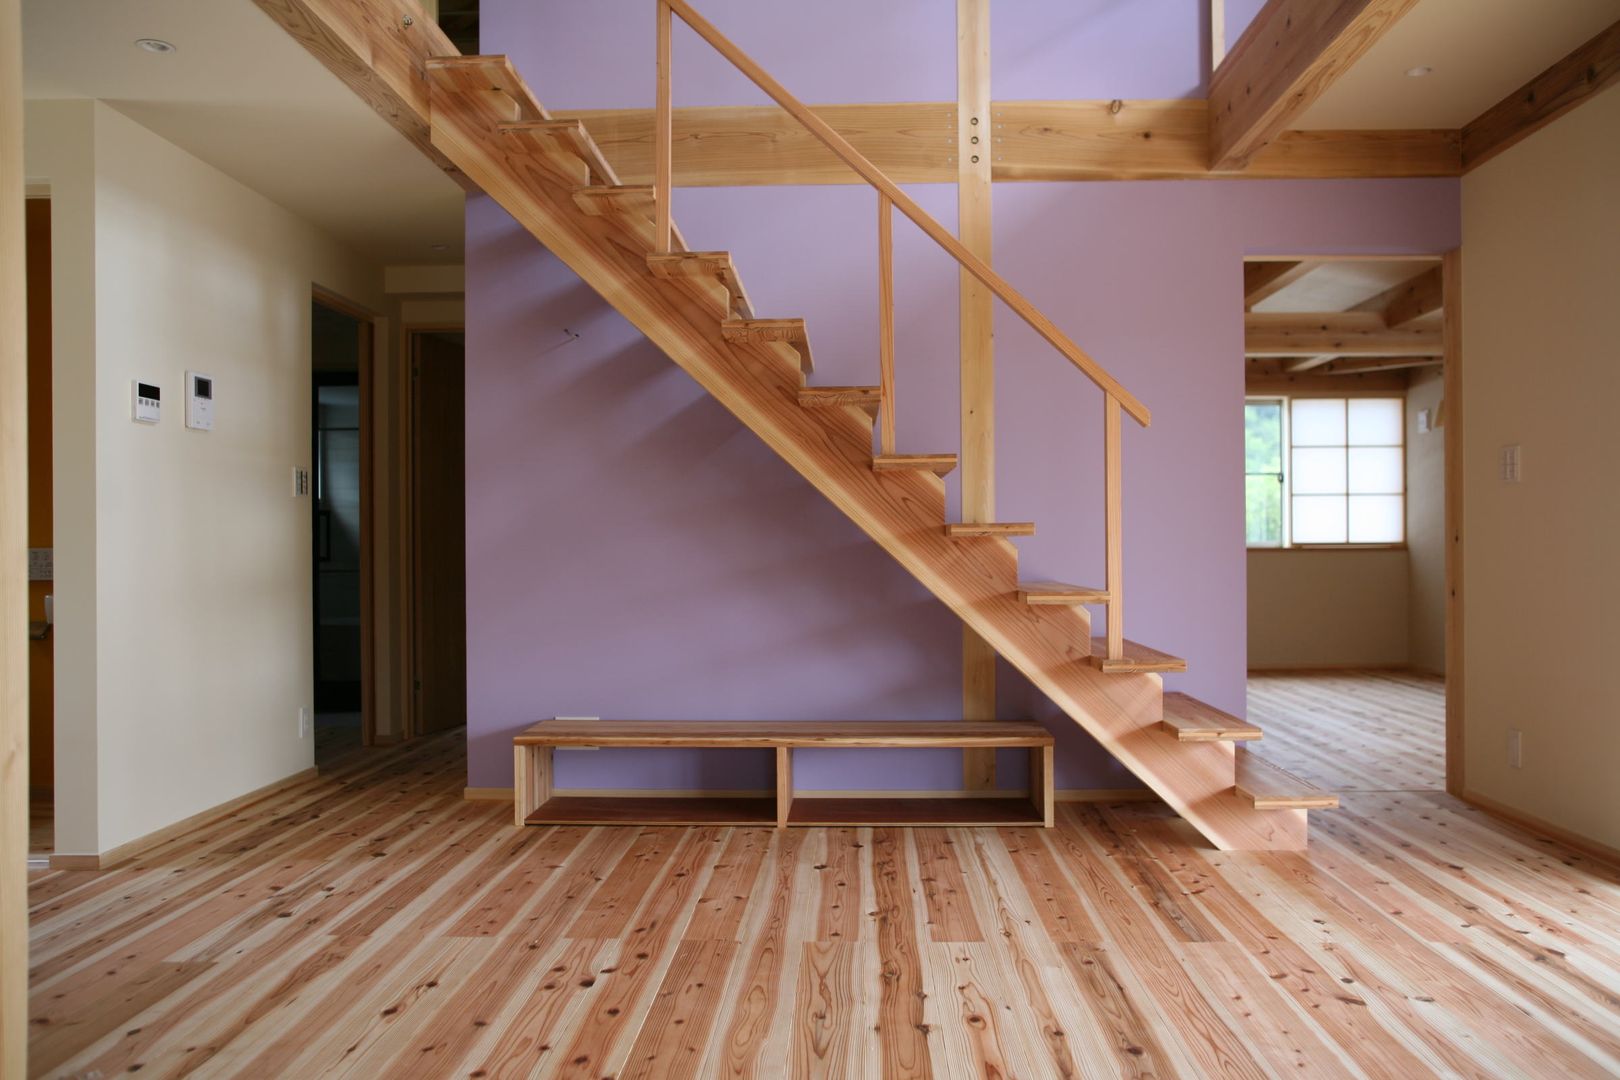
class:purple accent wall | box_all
[464,1,1462,791]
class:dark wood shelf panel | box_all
[786,797,1044,827]
[526,795,776,826]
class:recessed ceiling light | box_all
[1406,65,1433,78]
[135,38,177,54]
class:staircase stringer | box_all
[431,93,1307,852]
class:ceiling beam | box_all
[1246,312,1443,357]
[1208,0,1421,171]
[1313,356,1443,376]
[1355,264,1443,328]
[252,0,475,190]
[1283,354,1342,373]
[1461,17,1620,171]
[1244,260,1319,309]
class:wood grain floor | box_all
[26,675,1620,1078]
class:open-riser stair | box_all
[427,55,1325,850]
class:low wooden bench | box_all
[514,720,1055,829]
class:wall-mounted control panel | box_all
[132,381,162,423]
[186,371,215,431]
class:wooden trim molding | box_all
[1209,0,1421,170]
[1,0,28,1068]
[1461,17,1620,172]
[467,786,1158,803]
[1442,249,1464,797]
[48,767,320,871]
[1460,789,1620,871]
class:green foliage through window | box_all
[1245,401,1284,546]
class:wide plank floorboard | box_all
[27,676,1620,1078]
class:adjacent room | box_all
[3,0,1617,1076]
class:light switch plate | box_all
[1500,445,1522,483]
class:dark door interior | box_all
[412,331,468,734]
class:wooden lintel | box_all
[1246,312,1443,357]
[253,0,477,189]
[1209,0,1421,170]
[1355,264,1443,328]
[1461,17,1620,171]
[561,101,1459,186]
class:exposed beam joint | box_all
[1244,260,1318,310]
[1461,17,1620,171]
[1355,265,1443,328]
[1209,0,1420,170]
[1246,312,1443,357]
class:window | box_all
[1244,396,1405,547]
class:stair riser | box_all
[430,83,1307,851]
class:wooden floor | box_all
[26,675,1620,1078]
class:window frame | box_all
[1245,390,1408,551]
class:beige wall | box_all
[1406,369,1445,675]
[1247,548,1410,669]
[26,101,385,855]
[1461,84,1620,852]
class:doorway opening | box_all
[405,327,467,739]
[25,193,54,857]
[1241,255,1460,797]
[312,295,375,761]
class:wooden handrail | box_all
[662,0,1151,427]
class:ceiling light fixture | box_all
[1406,65,1433,78]
[135,38,177,54]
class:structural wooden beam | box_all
[1246,312,1443,356]
[568,100,1459,185]
[1356,264,1443,328]
[253,0,476,189]
[1310,356,1442,376]
[1461,17,1620,171]
[1208,0,1420,170]
[0,0,25,1070]
[1244,259,1318,309]
[1282,354,1341,374]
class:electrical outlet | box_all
[299,706,311,739]
[1507,728,1522,769]
[292,465,312,497]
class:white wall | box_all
[26,101,384,855]
[1461,84,1620,851]
[1405,369,1445,675]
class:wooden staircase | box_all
[420,13,1335,850]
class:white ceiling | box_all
[22,0,465,265]
[1298,0,1620,130]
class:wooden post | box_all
[1,0,29,1069]
[654,0,673,253]
[877,192,896,455]
[513,744,552,827]
[1442,248,1464,797]
[1104,395,1124,660]
[775,746,793,828]
[1210,0,1227,70]
[958,0,997,791]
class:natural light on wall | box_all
[1245,397,1405,547]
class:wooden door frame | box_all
[312,286,378,747]
[1241,252,1464,794]
[401,323,465,742]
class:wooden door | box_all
[411,331,467,734]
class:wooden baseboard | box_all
[1460,789,1620,870]
[48,766,321,871]
[468,786,1157,803]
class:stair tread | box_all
[946,522,1036,537]
[647,251,755,319]
[1235,748,1339,809]
[1161,692,1262,742]
[873,454,958,477]
[722,318,815,374]
[503,120,620,185]
[572,185,688,251]
[799,385,880,421]
[1088,638,1187,673]
[426,55,549,122]
[1018,581,1109,605]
